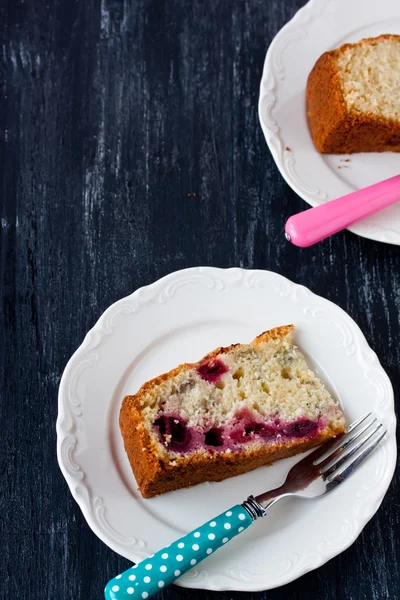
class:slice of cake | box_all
[307,35,400,153]
[120,325,345,498]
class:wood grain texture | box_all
[0,0,399,598]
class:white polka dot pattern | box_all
[104,504,252,599]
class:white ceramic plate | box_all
[259,0,400,245]
[57,267,396,591]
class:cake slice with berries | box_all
[120,325,345,497]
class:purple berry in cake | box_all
[155,415,193,452]
[197,359,229,383]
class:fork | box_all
[105,413,386,599]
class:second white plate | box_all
[57,267,396,591]
[259,0,400,244]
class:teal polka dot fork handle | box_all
[104,498,264,599]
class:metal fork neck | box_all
[242,496,267,520]
[242,493,288,520]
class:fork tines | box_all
[314,413,387,484]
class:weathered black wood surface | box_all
[1,0,399,598]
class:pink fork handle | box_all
[285,174,400,247]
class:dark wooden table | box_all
[1,0,399,598]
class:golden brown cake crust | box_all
[306,34,400,154]
[120,325,345,498]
